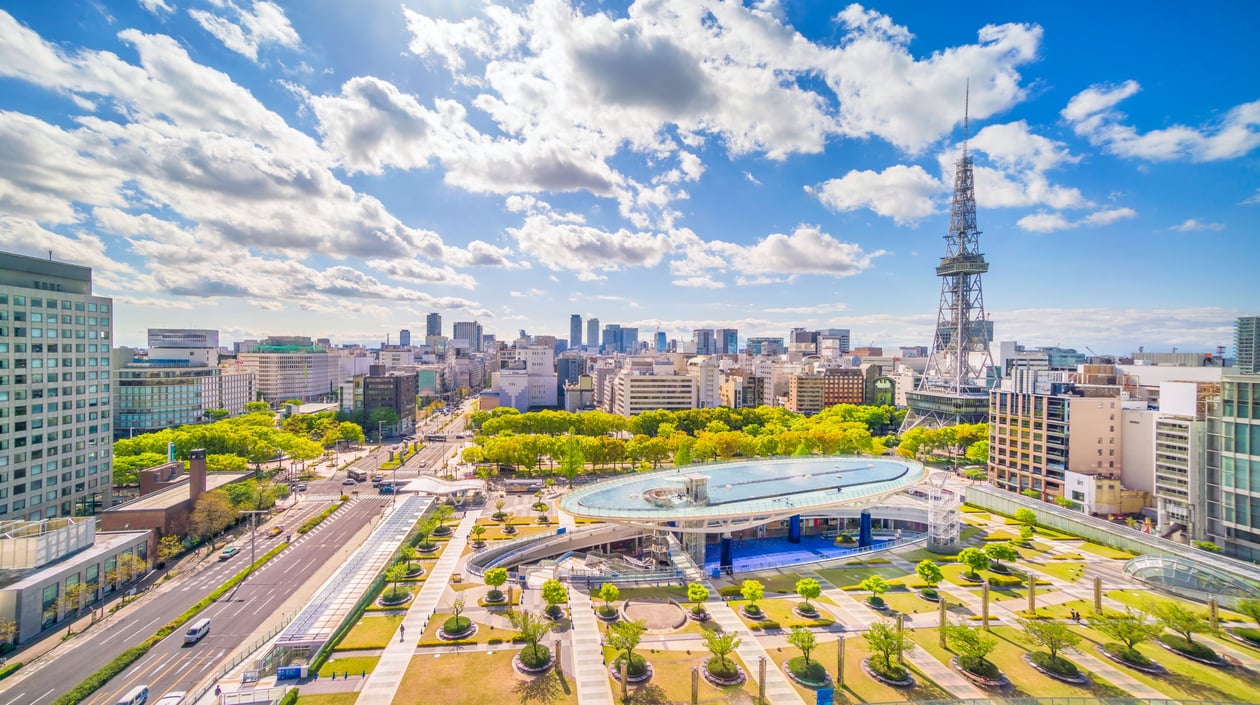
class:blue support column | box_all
[788,515,802,544]
[859,510,872,547]
[719,534,734,575]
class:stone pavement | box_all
[1066,646,1171,699]
[706,597,806,705]
[567,588,617,705]
[354,512,480,705]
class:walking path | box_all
[902,647,986,699]
[1067,647,1172,699]
[706,599,807,705]
[354,512,480,705]
[567,589,617,705]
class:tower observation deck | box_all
[902,88,995,432]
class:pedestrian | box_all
[400,624,406,642]
[215,685,221,696]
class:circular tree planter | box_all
[514,645,555,675]
[950,658,1009,689]
[958,573,984,584]
[415,542,438,554]
[471,540,487,549]
[865,598,890,612]
[609,656,653,684]
[861,658,916,687]
[596,606,620,623]
[1155,637,1230,667]
[793,605,821,619]
[432,525,453,537]
[782,659,830,689]
[740,606,767,620]
[403,566,426,579]
[377,590,413,607]
[438,619,477,641]
[1095,644,1165,674]
[917,589,942,603]
[503,526,518,535]
[702,658,746,687]
[1022,653,1089,684]
[688,608,711,623]
[483,589,507,605]
[1229,629,1260,649]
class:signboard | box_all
[276,665,308,680]
[816,687,834,705]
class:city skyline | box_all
[0,2,1257,353]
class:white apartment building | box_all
[687,355,721,409]
[492,346,557,411]
[603,357,698,416]
[237,338,339,403]
[1,251,114,519]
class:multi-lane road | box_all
[1,492,389,705]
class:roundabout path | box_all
[355,512,479,705]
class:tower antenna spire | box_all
[962,78,970,161]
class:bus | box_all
[424,433,447,442]
[347,469,368,482]
[503,479,544,494]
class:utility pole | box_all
[240,510,268,579]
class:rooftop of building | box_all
[1,529,150,591]
[106,471,251,513]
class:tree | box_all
[445,596,469,634]
[740,579,765,614]
[702,629,742,677]
[484,567,509,601]
[864,618,913,676]
[964,439,989,464]
[944,622,999,675]
[106,553,148,587]
[556,432,586,489]
[984,542,1020,571]
[1020,618,1081,664]
[244,401,271,414]
[598,582,620,617]
[384,564,408,602]
[1091,609,1163,661]
[188,490,238,544]
[510,609,554,668]
[1146,599,1212,647]
[1236,598,1260,628]
[688,582,709,616]
[493,498,507,520]
[157,535,184,565]
[1014,508,1037,525]
[860,575,891,607]
[607,618,648,675]
[1054,497,1076,509]
[0,617,15,647]
[916,559,944,590]
[470,524,487,546]
[957,547,991,579]
[205,408,231,421]
[58,581,91,620]
[541,578,568,618]
[795,577,821,611]
[1019,525,1035,543]
[787,625,817,665]
[399,546,418,574]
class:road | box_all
[0,495,388,705]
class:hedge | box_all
[52,540,293,705]
[277,688,298,705]
[0,662,22,680]
[298,501,344,534]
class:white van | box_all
[184,618,211,644]
[116,685,149,705]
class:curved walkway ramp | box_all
[465,523,650,577]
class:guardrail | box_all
[466,524,645,577]
[722,531,928,574]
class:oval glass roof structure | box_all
[1125,554,1260,602]
[559,456,928,532]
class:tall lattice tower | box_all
[901,88,995,432]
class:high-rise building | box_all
[569,314,582,349]
[715,328,739,355]
[425,312,442,338]
[746,337,785,356]
[399,329,411,347]
[452,321,483,352]
[0,251,114,518]
[902,99,995,431]
[586,318,600,352]
[693,329,717,355]
[237,337,338,403]
[1237,316,1259,375]
[148,329,218,348]
[654,331,667,353]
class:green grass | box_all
[823,637,954,705]
[397,649,577,705]
[895,547,957,564]
[317,655,379,677]
[816,565,906,588]
[606,646,759,704]
[418,616,522,646]
[1077,542,1136,559]
[732,597,834,630]
[295,694,360,705]
[754,571,808,594]
[879,591,964,619]
[616,586,689,601]
[1030,561,1086,583]
[1105,590,1249,623]
[334,615,403,650]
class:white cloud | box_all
[366,258,477,289]
[138,0,173,15]
[189,1,300,63]
[743,171,761,185]
[1017,207,1136,232]
[673,275,724,288]
[508,215,673,272]
[730,226,885,277]
[1062,80,1260,161]
[1243,190,1260,206]
[1169,219,1224,232]
[809,165,944,224]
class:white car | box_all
[155,692,187,705]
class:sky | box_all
[0,1,1257,355]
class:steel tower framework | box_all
[902,92,994,432]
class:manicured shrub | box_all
[1029,650,1080,677]
[443,615,472,635]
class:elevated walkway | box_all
[465,523,649,577]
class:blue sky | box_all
[1,1,1257,354]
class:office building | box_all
[714,328,739,355]
[237,337,338,403]
[114,341,255,438]
[605,358,698,416]
[0,251,115,519]
[569,314,582,349]
[399,329,411,347]
[452,321,483,352]
[693,329,717,356]
[425,312,442,338]
[363,365,418,436]
[746,337,784,356]
[586,318,600,352]
[1203,316,1260,560]
[654,331,667,353]
[147,329,218,348]
[1237,316,1259,375]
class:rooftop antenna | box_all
[48,249,53,260]
[962,78,970,161]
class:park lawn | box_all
[894,547,956,564]
[318,655,380,678]
[477,523,556,540]
[817,565,907,588]
[335,615,403,650]
[963,517,988,527]
[394,649,577,705]
[1067,624,1260,702]
[754,571,809,595]
[938,562,1017,587]
[879,591,964,620]
[618,586,690,601]
[417,615,523,646]
[1077,542,1136,560]
[983,529,1021,541]
[762,636,834,701]
[1030,561,1086,583]
[989,584,1057,603]
[733,597,835,630]
[1105,590,1249,623]
[960,526,984,542]
[826,636,954,705]
[1047,551,1085,560]
[296,694,360,705]
[609,646,760,704]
